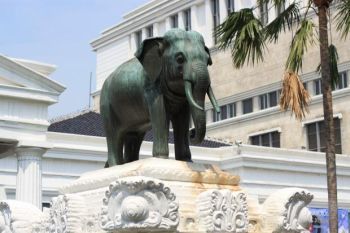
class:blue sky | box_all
[0,0,149,118]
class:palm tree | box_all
[215,1,350,232]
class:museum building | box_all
[90,0,350,154]
[0,0,350,231]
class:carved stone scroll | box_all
[196,190,249,233]
[281,190,313,233]
[100,176,179,232]
[0,201,13,233]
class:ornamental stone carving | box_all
[100,176,179,232]
[0,201,13,233]
[196,190,249,233]
[281,191,313,233]
[48,195,68,233]
[261,188,313,233]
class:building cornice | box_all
[207,86,350,131]
[0,55,66,93]
[0,84,60,104]
[90,0,203,51]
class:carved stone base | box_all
[1,158,314,233]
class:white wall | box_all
[95,36,131,90]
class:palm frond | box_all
[215,8,266,68]
[264,2,300,42]
[316,44,339,89]
[285,19,316,72]
[335,0,350,39]
[280,71,310,120]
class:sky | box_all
[0,0,150,118]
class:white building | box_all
[0,2,349,230]
[90,0,350,155]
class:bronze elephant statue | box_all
[100,29,220,167]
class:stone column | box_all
[16,147,46,209]
[219,0,228,22]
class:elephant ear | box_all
[205,46,213,66]
[135,37,165,82]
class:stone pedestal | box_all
[16,147,46,209]
[1,158,314,233]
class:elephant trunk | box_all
[185,62,210,144]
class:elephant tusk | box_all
[207,86,220,113]
[184,81,204,111]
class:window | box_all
[314,72,348,95]
[307,118,342,154]
[42,202,51,210]
[334,71,348,90]
[259,2,269,25]
[242,98,253,114]
[212,103,236,122]
[227,0,234,15]
[184,9,191,31]
[314,79,322,95]
[251,131,280,148]
[213,109,221,122]
[259,91,278,110]
[135,30,142,49]
[212,0,220,44]
[171,14,178,28]
[146,25,153,38]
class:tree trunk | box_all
[318,5,338,233]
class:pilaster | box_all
[191,4,198,30]
[165,17,172,31]
[204,0,214,47]
[16,147,46,209]
[219,0,228,22]
[178,11,185,30]
[153,22,160,36]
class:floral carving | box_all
[0,201,13,233]
[281,191,313,233]
[48,195,68,233]
[197,190,249,233]
[100,176,179,232]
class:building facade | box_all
[90,0,350,155]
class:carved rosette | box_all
[48,195,68,233]
[0,201,13,233]
[100,176,179,232]
[197,190,249,233]
[281,191,313,233]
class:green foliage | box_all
[215,8,265,68]
[285,20,316,72]
[264,2,300,42]
[335,0,350,39]
[316,44,340,89]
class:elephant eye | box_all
[175,53,185,64]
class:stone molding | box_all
[60,158,239,193]
[100,176,179,232]
[197,190,249,233]
[16,147,47,160]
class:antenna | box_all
[89,72,92,108]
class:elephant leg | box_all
[100,102,125,166]
[124,132,145,163]
[148,94,169,158]
[172,103,192,162]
